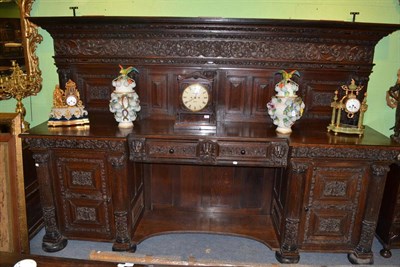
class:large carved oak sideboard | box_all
[22,17,400,264]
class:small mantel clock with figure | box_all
[386,68,400,142]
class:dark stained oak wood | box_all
[133,210,279,250]
[22,16,400,265]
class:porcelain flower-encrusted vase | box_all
[267,70,305,134]
[109,65,141,128]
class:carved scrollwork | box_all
[53,39,372,66]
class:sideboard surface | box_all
[22,17,400,264]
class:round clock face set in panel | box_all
[182,83,210,112]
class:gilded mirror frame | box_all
[19,0,42,90]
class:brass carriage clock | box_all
[327,79,367,136]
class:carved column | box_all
[276,160,309,264]
[108,152,136,252]
[348,163,390,264]
[32,152,68,252]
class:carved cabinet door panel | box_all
[298,160,368,250]
[51,150,114,241]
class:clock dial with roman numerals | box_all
[182,83,210,112]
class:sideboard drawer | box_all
[146,140,198,160]
[218,141,288,167]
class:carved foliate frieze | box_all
[53,39,372,66]
[291,146,399,161]
[25,137,126,151]
[147,142,197,157]
[198,139,218,163]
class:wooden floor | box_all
[133,209,279,249]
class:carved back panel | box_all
[29,17,399,123]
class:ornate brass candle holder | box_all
[0,60,41,131]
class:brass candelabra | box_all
[0,60,41,131]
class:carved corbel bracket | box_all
[198,139,219,163]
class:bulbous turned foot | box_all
[348,252,373,265]
[380,248,392,258]
[275,250,300,264]
[42,237,68,252]
[112,241,137,252]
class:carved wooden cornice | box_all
[29,17,400,68]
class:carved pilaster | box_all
[349,163,390,264]
[41,206,67,252]
[112,211,136,252]
[276,218,300,263]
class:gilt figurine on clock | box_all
[175,71,216,130]
[48,79,89,126]
[327,78,367,136]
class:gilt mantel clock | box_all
[327,78,367,136]
[175,71,216,130]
